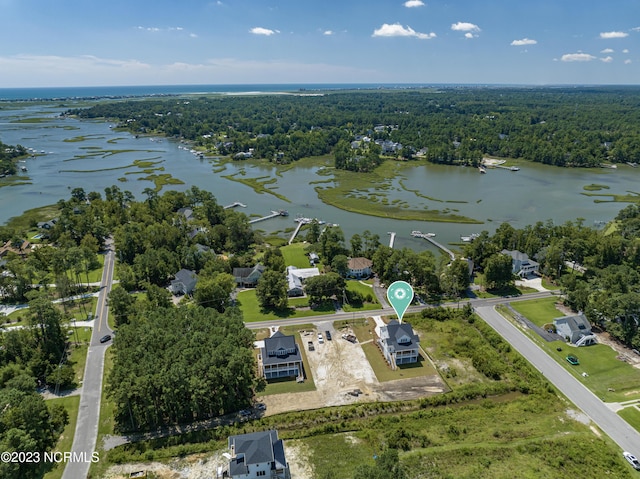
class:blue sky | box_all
[0,0,638,87]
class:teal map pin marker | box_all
[387,281,414,322]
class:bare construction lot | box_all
[260,320,448,415]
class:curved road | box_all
[476,305,640,459]
[62,242,115,479]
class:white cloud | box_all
[623,48,630,53]
[625,59,632,64]
[561,52,596,62]
[250,27,278,36]
[372,23,436,40]
[511,38,537,46]
[189,33,198,38]
[601,48,614,53]
[323,30,334,36]
[451,22,480,32]
[600,56,613,63]
[404,0,425,7]
[464,32,475,39]
[599,31,628,39]
[633,27,640,32]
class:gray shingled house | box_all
[553,313,597,346]
[224,430,290,479]
[169,269,198,295]
[260,331,303,380]
[378,320,421,368]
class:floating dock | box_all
[388,232,396,248]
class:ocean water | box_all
[0,83,436,101]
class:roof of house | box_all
[553,313,592,334]
[380,320,420,352]
[501,249,539,266]
[172,269,197,290]
[287,266,320,279]
[228,430,287,476]
[233,264,265,280]
[262,331,301,366]
[348,257,373,270]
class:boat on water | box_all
[461,233,480,242]
[20,166,27,172]
[479,166,486,174]
[509,166,520,171]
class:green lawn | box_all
[280,242,313,268]
[43,395,81,479]
[361,341,438,382]
[237,289,335,322]
[619,406,640,432]
[88,348,115,479]
[510,297,563,327]
[342,280,381,312]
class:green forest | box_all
[67,86,640,168]
[0,140,27,176]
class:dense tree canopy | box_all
[107,306,258,431]
[69,87,640,169]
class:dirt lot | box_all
[260,321,447,416]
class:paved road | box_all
[245,291,554,330]
[62,241,115,479]
[476,305,640,459]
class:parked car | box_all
[239,409,252,417]
[566,355,579,365]
[255,402,266,411]
[624,451,640,470]
[308,341,315,351]
[325,330,332,341]
[318,332,324,344]
[99,334,111,344]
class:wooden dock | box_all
[249,210,287,224]
[411,231,455,260]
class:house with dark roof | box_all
[233,264,264,287]
[260,332,303,380]
[553,313,596,346]
[347,257,373,279]
[224,430,290,479]
[378,320,420,368]
[169,269,197,295]
[501,249,539,277]
[177,207,194,221]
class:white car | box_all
[624,451,640,470]
[318,333,324,344]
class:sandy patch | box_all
[566,408,590,425]
[103,452,227,479]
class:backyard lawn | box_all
[510,297,563,327]
[342,280,380,312]
[281,242,313,268]
[237,289,335,322]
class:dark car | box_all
[99,334,112,344]
[325,331,332,341]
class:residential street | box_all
[62,240,115,479]
[475,305,640,460]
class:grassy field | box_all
[619,406,640,431]
[361,341,438,382]
[43,395,81,479]
[236,289,335,322]
[280,242,312,268]
[342,280,381,312]
[510,297,563,327]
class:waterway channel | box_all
[1,101,639,254]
